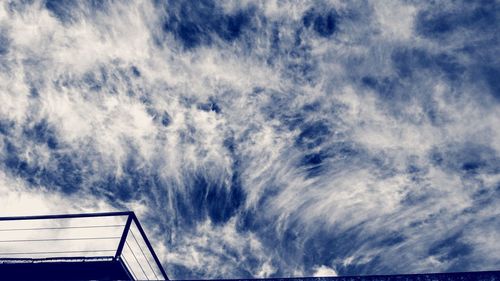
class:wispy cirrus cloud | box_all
[0,0,499,279]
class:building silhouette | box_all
[0,211,168,280]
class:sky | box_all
[0,0,499,279]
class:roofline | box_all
[0,211,134,221]
[0,211,169,280]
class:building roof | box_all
[0,211,168,280]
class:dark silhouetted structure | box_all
[0,211,168,280]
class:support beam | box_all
[131,213,169,280]
[115,214,133,259]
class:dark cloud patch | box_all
[423,101,448,126]
[361,76,378,88]
[45,0,76,23]
[223,137,235,154]
[131,65,141,77]
[415,11,456,39]
[235,186,282,234]
[361,76,402,101]
[267,23,281,65]
[3,141,31,179]
[100,157,160,202]
[295,120,330,150]
[160,111,171,126]
[217,10,253,42]
[406,161,428,183]
[284,44,318,85]
[6,0,35,14]
[391,48,465,81]
[0,120,102,195]
[46,152,83,194]
[29,87,39,98]
[174,167,246,227]
[0,32,9,56]
[213,171,245,224]
[44,0,107,24]
[275,224,394,276]
[301,231,342,273]
[415,3,498,40]
[167,264,193,281]
[162,0,255,49]
[466,184,500,214]
[261,93,299,129]
[391,48,424,79]
[280,113,306,130]
[376,232,407,248]
[0,120,14,135]
[428,232,474,270]
[401,186,433,206]
[302,102,321,113]
[481,66,500,100]
[298,142,361,179]
[235,208,260,233]
[198,100,221,114]
[83,70,106,92]
[433,53,465,81]
[429,143,500,175]
[23,119,59,150]
[303,9,338,38]
[300,151,327,178]
[2,139,82,194]
[148,108,172,127]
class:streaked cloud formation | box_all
[0,0,499,279]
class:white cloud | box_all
[0,0,498,278]
[0,170,115,216]
[312,265,338,277]
[373,1,417,41]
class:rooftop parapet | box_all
[0,211,168,280]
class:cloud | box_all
[0,0,498,279]
[312,265,338,277]
[0,170,115,216]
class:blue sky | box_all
[0,0,499,279]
